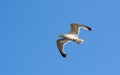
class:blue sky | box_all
[0,0,120,75]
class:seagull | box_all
[56,23,92,58]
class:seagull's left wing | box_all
[56,39,70,58]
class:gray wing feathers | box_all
[69,23,92,35]
[69,24,80,35]
[57,39,69,58]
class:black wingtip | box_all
[87,27,93,31]
[83,25,93,31]
[61,53,67,58]
[78,24,93,31]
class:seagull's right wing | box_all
[69,23,92,36]
[56,39,70,58]
[69,23,80,36]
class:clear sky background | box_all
[0,0,120,75]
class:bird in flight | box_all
[56,23,92,58]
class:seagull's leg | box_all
[76,38,84,44]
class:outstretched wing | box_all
[69,23,80,36]
[69,23,92,36]
[56,39,70,58]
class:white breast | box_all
[63,34,77,40]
